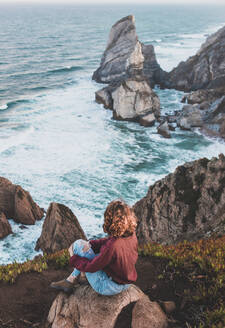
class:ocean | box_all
[0,4,225,264]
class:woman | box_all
[50,199,138,295]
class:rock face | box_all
[112,77,160,120]
[46,284,168,328]
[35,202,86,254]
[134,154,225,245]
[165,26,225,91]
[93,15,144,84]
[177,104,204,130]
[141,43,167,87]
[0,177,44,225]
[181,87,225,105]
[0,212,12,239]
[96,77,160,123]
[93,15,165,87]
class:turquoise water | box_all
[0,4,225,264]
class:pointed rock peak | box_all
[112,15,135,28]
[106,14,137,52]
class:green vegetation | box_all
[0,249,70,283]
[139,236,225,328]
[0,236,224,327]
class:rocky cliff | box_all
[164,26,225,91]
[134,154,225,245]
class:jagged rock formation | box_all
[35,202,86,254]
[92,15,164,87]
[0,177,44,225]
[175,94,225,137]
[93,15,165,126]
[0,212,12,239]
[134,154,225,245]
[164,26,225,91]
[142,43,167,87]
[93,15,144,84]
[46,284,168,328]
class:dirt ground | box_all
[0,256,184,328]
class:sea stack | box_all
[93,15,164,126]
[92,15,144,84]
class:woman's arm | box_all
[70,240,115,273]
[89,237,109,254]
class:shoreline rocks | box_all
[134,154,225,245]
[0,177,44,225]
[35,202,86,254]
[93,15,225,139]
[163,26,225,92]
[95,76,160,123]
[93,15,165,127]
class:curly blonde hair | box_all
[103,199,137,238]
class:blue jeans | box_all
[71,239,130,296]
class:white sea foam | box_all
[0,219,44,264]
[0,103,8,111]
[0,126,35,154]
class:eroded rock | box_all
[157,121,171,138]
[46,284,167,328]
[140,113,156,127]
[177,104,204,129]
[134,154,225,245]
[35,202,86,254]
[132,295,168,328]
[112,77,160,121]
[92,15,143,84]
[93,15,165,88]
[0,177,44,225]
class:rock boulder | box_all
[140,113,156,127]
[177,104,204,129]
[134,154,225,245]
[157,121,171,138]
[0,212,12,239]
[0,177,44,225]
[45,284,168,328]
[35,202,86,254]
[112,77,160,121]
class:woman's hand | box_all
[68,243,74,257]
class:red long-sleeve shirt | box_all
[69,233,138,284]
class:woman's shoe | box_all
[50,278,79,293]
